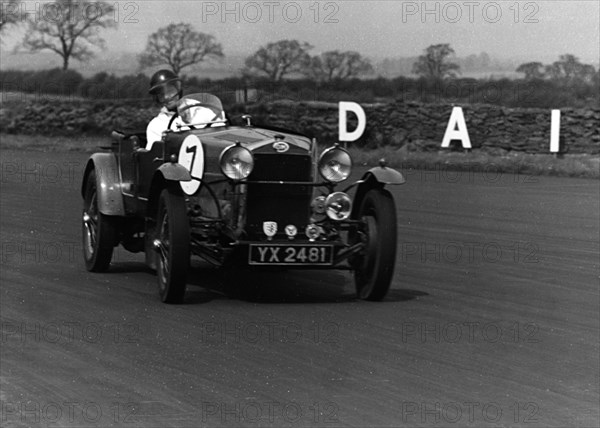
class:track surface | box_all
[1,148,599,427]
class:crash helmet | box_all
[149,69,182,110]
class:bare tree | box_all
[244,40,313,82]
[412,44,460,80]
[19,0,116,70]
[307,50,373,82]
[0,0,21,34]
[139,23,224,75]
[516,62,545,80]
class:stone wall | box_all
[1,99,155,136]
[3,97,599,154]
[235,100,600,154]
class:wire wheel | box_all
[82,169,117,272]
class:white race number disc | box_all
[178,135,204,195]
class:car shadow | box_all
[182,262,355,304]
[108,261,428,305]
[183,264,228,304]
[106,262,154,274]
[186,265,429,304]
[384,289,430,302]
[224,269,356,304]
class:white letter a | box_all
[441,107,472,149]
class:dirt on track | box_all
[1,148,598,427]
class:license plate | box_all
[249,244,333,265]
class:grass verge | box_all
[2,133,598,179]
[347,146,599,179]
[1,133,107,152]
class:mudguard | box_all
[156,162,192,182]
[362,165,406,185]
[145,164,191,227]
[351,165,404,218]
[81,153,125,216]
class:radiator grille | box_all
[245,153,313,238]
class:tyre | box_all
[352,188,397,301]
[155,188,190,304]
[82,169,118,272]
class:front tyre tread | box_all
[354,188,397,301]
[156,188,190,304]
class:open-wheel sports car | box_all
[81,93,405,303]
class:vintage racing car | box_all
[81,93,405,303]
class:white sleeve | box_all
[146,116,164,150]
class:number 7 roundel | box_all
[178,135,204,195]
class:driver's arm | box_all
[146,115,166,150]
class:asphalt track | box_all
[1,148,598,428]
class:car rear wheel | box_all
[352,188,397,301]
[155,188,190,304]
[82,169,118,272]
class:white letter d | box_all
[339,102,366,142]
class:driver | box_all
[145,69,184,149]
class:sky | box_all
[1,1,599,71]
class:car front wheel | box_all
[154,188,190,304]
[352,188,397,301]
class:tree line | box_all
[1,1,373,82]
[516,55,597,83]
[1,0,598,91]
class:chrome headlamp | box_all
[325,192,352,220]
[219,145,254,180]
[318,146,352,183]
